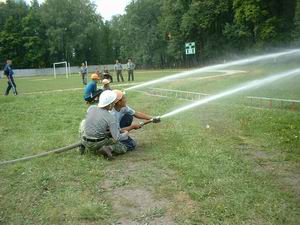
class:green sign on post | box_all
[185,42,195,55]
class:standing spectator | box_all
[3,59,18,96]
[127,58,135,81]
[80,63,88,85]
[114,60,124,82]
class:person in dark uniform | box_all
[127,58,135,81]
[80,63,88,85]
[3,59,18,96]
[114,60,124,82]
[103,66,113,82]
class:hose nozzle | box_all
[138,116,161,127]
[152,116,161,123]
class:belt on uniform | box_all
[83,136,106,142]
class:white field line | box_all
[112,82,142,87]
[134,70,185,73]
[31,78,54,81]
[23,87,83,95]
[22,82,143,95]
[184,69,247,80]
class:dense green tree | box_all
[22,0,48,68]
[109,15,123,62]
[119,0,164,67]
[41,0,104,65]
[267,0,296,45]
[293,0,300,45]
[99,21,113,64]
[0,0,29,67]
[0,0,297,68]
[224,0,296,50]
[159,0,188,66]
[180,0,233,62]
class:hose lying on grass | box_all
[0,118,161,166]
[0,142,81,166]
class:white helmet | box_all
[98,90,117,108]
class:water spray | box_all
[125,49,300,91]
[159,68,300,119]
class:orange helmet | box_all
[113,89,125,102]
[91,73,100,80]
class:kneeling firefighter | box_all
[83,73,103,103]
[79,90,131,159]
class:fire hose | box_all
[0,142,81,166]
[0,117,161,166]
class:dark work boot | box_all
[79,144,85,155]
[98,146,113,160]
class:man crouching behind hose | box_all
[79,90,130,159]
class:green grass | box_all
[0,59,300,224]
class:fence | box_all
[247,96,299,112]
[138,88,300,113]
[0,64,126,77]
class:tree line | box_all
[0,0,299,69]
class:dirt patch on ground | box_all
[110,188,176,225]
[99,152,197,224]
[169,191,197,220]
[238,141,300,199]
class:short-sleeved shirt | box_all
[114,63,123,70]
[127,62,135,70]
[84,81,97,98]
[111,106,135,125]
[84,106,128,141]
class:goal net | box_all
[53,61,70,79]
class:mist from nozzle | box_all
[160,68,300,118]
[124,49,300,91]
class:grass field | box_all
[0,56,300,224]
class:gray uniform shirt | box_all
[114,63,123,70]
[80,66,87,74]
[84,106,128,141]
[127,62,135,70]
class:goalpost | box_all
[53,61,70,79]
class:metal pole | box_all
[65,61,68,79]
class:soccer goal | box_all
[53,61,70,79]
